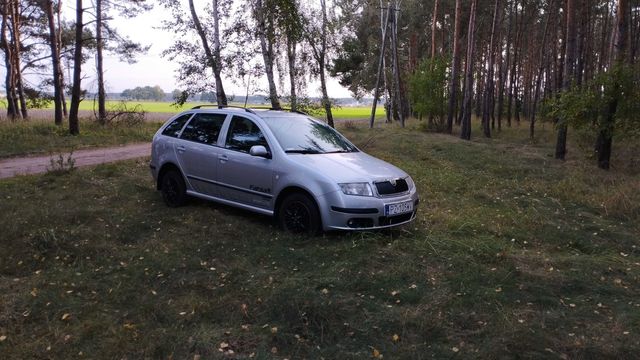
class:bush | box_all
[408,57,450,132]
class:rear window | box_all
[162,113,192,137]
[180,113,227,145]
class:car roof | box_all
[185,106,308,120]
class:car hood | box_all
[285,151,408,183]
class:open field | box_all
[0,120,639,358]
[36,100,379,119]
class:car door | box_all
[175,112,227,196]
[217,115,274,209]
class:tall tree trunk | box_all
[482,0,501,138]
[507,1,521,128]
[431,0,438,59]
[474,50,483,119]
[555,0,578,160]
[369,6,390,128]
[461,0,477,140]
[427,0,439,128]
[596,0,627,169]
[69,0,83,135]
[96,0,106,124]
[287,37,297,111]
[319,0,333,127]
[9,0,27,119]
[530,0,553,139]
[447,0,462,134]
[188,0,227,106]
[390,5,405,127]
[46,0,63,126]
[446,0,462,134]
[255,0,281,109]
[0,1,19,120]
[57,2,67,117]
[497,1,513,132]
[211,0,227,106]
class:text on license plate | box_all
[385,200,414,216]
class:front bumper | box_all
[318,189,420,231]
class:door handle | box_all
[219,154,228,162]
[176,145,186,153]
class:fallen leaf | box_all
[271,346,278,354]
[271,326,278,334]
[392,334,400,342]
[61,313,71,321]
[452,346,460,352]
[372,348,382,358]
[0,335,7,342]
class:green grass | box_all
[0,120,638,358]
[0,120,161,158]
[52,100,376,118]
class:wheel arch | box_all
[274,186,321,221]
[157,162,183,190]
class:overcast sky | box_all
[44,2,353,99]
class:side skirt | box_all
[186,190,275,217]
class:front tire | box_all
[160,169,187,207]
[278,193,322,235]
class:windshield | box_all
[262,115,358,154]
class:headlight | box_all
[339,182,373,197]
[405,176,415,190]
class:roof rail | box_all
[190,104,256,114]
[271,107,309,115]
[190,104,219,109]
[190,104,307,116]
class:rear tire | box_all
[278,193,322,235]
[160,169,187,207]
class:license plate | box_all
[385,200,414,216]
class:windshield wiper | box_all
[325,149,353,154]
[284,149,323,154]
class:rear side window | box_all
[225,116,268,153]
[162,113,192,137]
[180,113,227,145]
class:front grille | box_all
[374,178,409,195]
[379,212,414,226]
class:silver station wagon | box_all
[150,107,419,234]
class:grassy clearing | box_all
[0,120,161,158]
[0,119,638,358]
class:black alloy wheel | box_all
[279,193,321,235]
[161,169,187,207]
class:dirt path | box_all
[0,143,150,179]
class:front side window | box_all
[180,113,227,145]
[162,113,192,137]
[225,116,268,153]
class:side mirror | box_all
[249,145,271,159]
